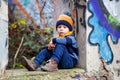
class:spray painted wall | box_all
[86,0,120,79]
[11,0,54,28]
[0,0,8,74]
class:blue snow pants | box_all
[34,44,77,69]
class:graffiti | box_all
[98,0,120,37]
[91,0,120,38]
[88,1,120,79]
[8,0,54,28]
[88,0,120,63]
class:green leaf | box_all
[43,27,53,35]
[31,45,40,52]
[29,33,35,37]
[23,40,33,46]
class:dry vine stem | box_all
[13,36,24,69]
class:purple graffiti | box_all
[90,0,120,38]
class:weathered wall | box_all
[0,0,8,74]
[86,0,120,80]
[74,0,86,68]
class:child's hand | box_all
[48,41,55,50]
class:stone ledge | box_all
[1,68,86,80]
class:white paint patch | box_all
[103,0,120,22]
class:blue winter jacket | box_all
[52,35,79,60]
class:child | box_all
[21,12,79,71]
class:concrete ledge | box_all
[1,68,86,80]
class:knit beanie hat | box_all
[56,13,73,31]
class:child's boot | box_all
[21,56,37,71]
[41,59,58,71]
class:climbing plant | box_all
[9,18,53,69]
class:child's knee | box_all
[55,44,66,49]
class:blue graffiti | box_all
[88,2,118,63]
[91,0,120,38]
[23,0,30,7]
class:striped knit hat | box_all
[56,14,73,31]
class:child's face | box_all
[57,24,70,36]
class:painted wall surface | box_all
[11,0,54,28]
[0,0,8,74]
[86,0,120,79]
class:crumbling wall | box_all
[86,0,120,80]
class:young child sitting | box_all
[21,12,79,71]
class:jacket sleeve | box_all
[52,36,73,45]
